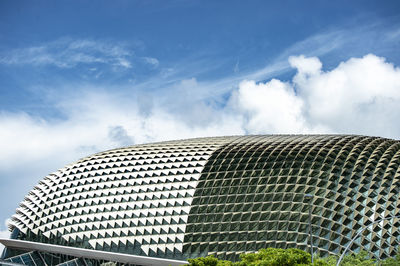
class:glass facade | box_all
[3,135,400,264]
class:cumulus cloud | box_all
[1,53,400,226]
[227,53,400,137]
[289,55,322,76]
[0,90,246,221]
[0,90,243,172]
[108,126,135,147]
[0,219,11,254]
[1,54,400,172]
[291,54,400,136]
[231,79,308,134]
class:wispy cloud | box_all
[2,19,400,227]
[234,60,240,73]
[0,38,135,69]
[142,57,159,68]
[2,53,400,171]
[81,21,400,124]
[1,53,400,231]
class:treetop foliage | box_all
[186,248,400,266]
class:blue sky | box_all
[1,0,400,242]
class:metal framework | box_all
[0,238,188,265]
[3,135,400,264]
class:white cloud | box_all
[116,58,132,68]
[291,54,400,136]
[1,54,400,174]
[0,219,11,254]
[226,53,400,138]
[143,57,159,68]
[1,53,400,230]
[231,79,308,134]
[0,88,244,173]
[289,55,322,76]
[0,38,134,69]
[234,61,239,73]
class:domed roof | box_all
[9,135,400,261]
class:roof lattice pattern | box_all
[8,135,400,261]
[10,136,236,259]
[183,135,400,260]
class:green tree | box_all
[340,251,375,266]
[100,262,117,266]
[187,248,400,266]
[188,255,233,266]
[312,254,337,266]
[312,250,376,266]
[235,248,311,266]
[380,252,400,266]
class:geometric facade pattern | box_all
[183,135,400,260]
[5,135,400,263]
[9,137,233,260]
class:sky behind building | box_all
[1,0,400,247]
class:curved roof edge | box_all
[0,238,189,266]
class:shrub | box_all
[188,255,233,266]
[187,248,311,266]
[187,248,400,266]
[237,248,311,266]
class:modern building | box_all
[1,135,400,265]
